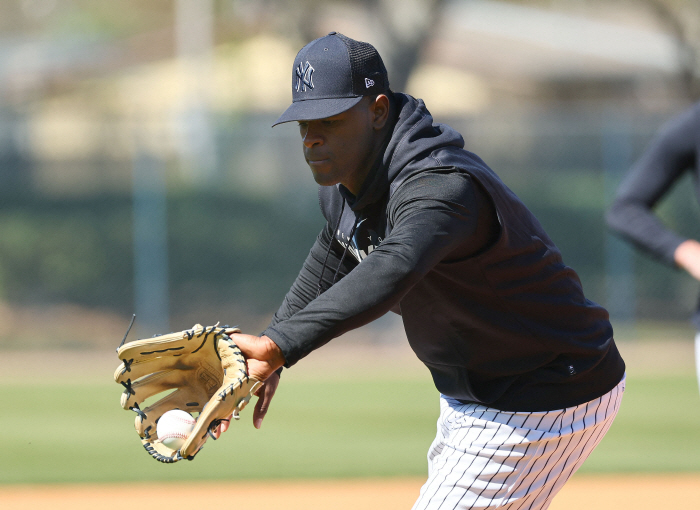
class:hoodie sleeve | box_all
[267,221,357,329]
[606,104,699,265]
[263,172,491,366]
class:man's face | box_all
[297,98,379,194]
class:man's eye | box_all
[322,120,335,126]
[298,122,308,129]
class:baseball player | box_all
[230,33,626,509]
[607,101,700,395]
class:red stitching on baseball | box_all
[160,432,189,439]
[169,416,195,425]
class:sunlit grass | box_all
[1,371,698,484]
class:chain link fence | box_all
[0,101,697,345]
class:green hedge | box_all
[0,191,323,315]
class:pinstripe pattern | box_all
[412,376,625,510]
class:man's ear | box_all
[370,94,390,130]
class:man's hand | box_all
[674,239,700,281]
[230,333,286,380]
[213,334,285,434]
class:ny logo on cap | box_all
[296,61,314,92]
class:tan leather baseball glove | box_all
[114,323,262,463]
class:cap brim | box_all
[272,96,364,127]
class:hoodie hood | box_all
[341,93,465,211]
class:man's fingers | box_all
[210,413,233,439]
[253,393,266,429]
[253,372,280,429]
[220,414,232,434]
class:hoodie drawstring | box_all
[317,197,345,297]
[316,197,360,297]
[332,216,359,285]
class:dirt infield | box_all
[1,474,698,510]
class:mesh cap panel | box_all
[336,33,389,95]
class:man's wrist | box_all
[260,335,286,370]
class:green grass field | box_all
[1,367,699,485]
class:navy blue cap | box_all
[273,32,390,126]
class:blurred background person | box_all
[607,101,700,395]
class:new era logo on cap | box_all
[365,78,375,88]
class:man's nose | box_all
[303,125,323,148]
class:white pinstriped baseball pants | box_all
[412,376,625,510]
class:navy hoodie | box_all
[264,93,625,412]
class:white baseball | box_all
[157,410,196,450]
